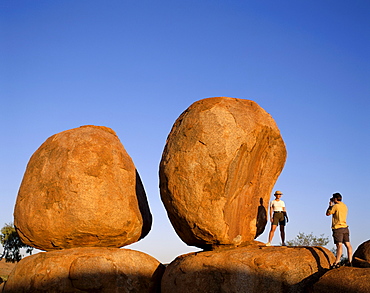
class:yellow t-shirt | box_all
[328,201,348,229]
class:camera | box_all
[330,197,334,202]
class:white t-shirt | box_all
[270,199,285,212]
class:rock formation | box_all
[162,244,335,293]
[353,239,370,268]
[5,125,161,292]
[7,100,365,292]
[4,247,165,293]
[313,266,370,293]
[159,97,287,249]
[14,125,152,250]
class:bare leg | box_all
[280,225,285,245]
[268,224,277,243]
[344,242,353,263]
[335,242,343,264]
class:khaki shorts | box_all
[272,212,286,226]
[332,227,350,244]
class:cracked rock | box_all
[159,97,286,249]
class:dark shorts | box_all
[272,212,286,226]
[332,227,350,244]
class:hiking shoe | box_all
[330,263,341,269]
[265,242,271,246]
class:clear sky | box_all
[1,1,369,264]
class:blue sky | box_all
[1,1,369,263]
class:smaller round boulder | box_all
[353,239,370,268]
[14,125,152,250]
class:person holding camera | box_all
[266,190,288,246]
[326,192,353,268]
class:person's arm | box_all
[326,201,334,216]
[269,201,273,222]
[283,207,289,222]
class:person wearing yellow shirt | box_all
[326,192,353,268]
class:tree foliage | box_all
[0,223,33,263]
[287,232,329,247]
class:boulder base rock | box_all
[14,125,152,250]
[3,247,164,293]
[159,97,286,249]
[313,267,370,293]
[353,239,370,268]
[162,244,334,293]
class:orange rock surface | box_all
[14,125,152,250]
[162,244,334,293]
[353,239,370,268]
[160,97,286,248]
[313,267,370,293]
[3,247,164,292]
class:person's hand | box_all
[329,201,334,207]
[270,217,273,222]
[286,217,289,223]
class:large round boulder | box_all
[161,244,334,293]
[3,247,164,292]
[159,97,286,249]
[14,125,152,250]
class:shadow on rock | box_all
[3,247,165,293]
[162,245,335,293]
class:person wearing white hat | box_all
[266,190,288,246]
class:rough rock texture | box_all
[313,267,370,293]
[159,97,287,249]
[353,239,370,268]
[161,244,334,293]
[14,125,152,250]
[3,247,164,293]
